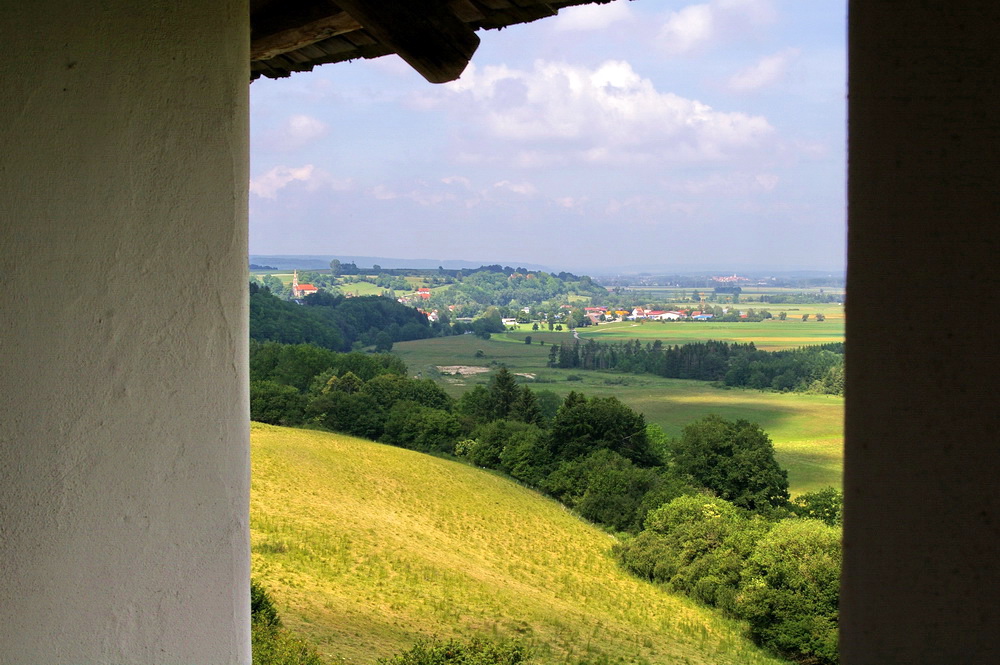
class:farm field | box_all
[393,335,843,494]
[251,424,790,665]
[338,280,387,296]
[618,285,845,301]
[571,317,843,351]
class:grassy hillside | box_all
[393,335,843,494]
[251,424,790,665]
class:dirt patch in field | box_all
[437,365,491,376]
[515,373,536,380]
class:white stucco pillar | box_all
[0,2,250,662]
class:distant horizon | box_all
[250,253,845,278]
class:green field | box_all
[252,424,790,665]
[393,334,842,494]
[330,280,380,296]
[572,318,843,351]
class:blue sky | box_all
[250,0,846,273]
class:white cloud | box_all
[369,184,398,200]
[250,165,315,198]
[492,180,537,196]
[728,48,800,91]
[554,0,632,31]
[554,196,587,209]
[439,60,774,164]
[658,0,776,55]
[363,176,537,209]
[266,114,330,150]
[668,171,780,195]
[659,4,714,54]
[755,173,780,190]
[249,164,352,198]
[605,197,699,218]
[441,176,472,188]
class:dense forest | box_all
[250,340,841,664]
[548,339,845,394]
[425,268,609,311]
[250,282,437,351]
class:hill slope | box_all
[251,424,789,665]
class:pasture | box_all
[393,334,843,494]
[570,318,843,351]
[338,280,386,296]
[251,424,790,665]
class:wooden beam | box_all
[251,11,362,61]
[334,0,480,83]
[448,0,487,23]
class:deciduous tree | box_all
[670,415,789,511]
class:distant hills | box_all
[249,254,844,280]
[249,254,550,272]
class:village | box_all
[267,267,835,330]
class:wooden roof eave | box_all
[249,0,613,84]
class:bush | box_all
[734,519,841,664]
[381,401,462,454]
[791,487,843,526]
[251,580,324,665]
[250,580,281,628]
[250,381,306,426]
[379,638,531,665]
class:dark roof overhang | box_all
[250,0,615,83]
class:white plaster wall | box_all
[0,1,251,662]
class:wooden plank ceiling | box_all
[251,0,614,83]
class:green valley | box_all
[393,334,843,495]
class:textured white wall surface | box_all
[0,1,250,662]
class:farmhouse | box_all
[1,2,996,663]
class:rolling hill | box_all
[251,423,789,665]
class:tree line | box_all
[547,339,845,394]
[250,341,841,663]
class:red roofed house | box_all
[417,287,431,300]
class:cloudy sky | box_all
[250,0,846,273]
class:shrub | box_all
[250,381,306,426]
[791,487,843,526]
[734,519,841,664]
[250,580,281,628]
[378,638,532,665]
[251,580,324,665]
